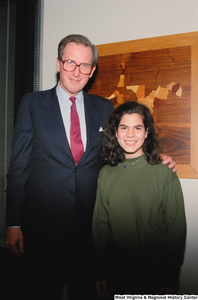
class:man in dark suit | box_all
[5,34,176,300]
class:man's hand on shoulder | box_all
[160,154,177,173]
[6,227,24,257]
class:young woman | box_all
[92,101,186,298]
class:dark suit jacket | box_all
[6,86,114,260]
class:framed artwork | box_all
[87,32,198,178]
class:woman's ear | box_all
[145,128,148,139]
[115,127,118,138]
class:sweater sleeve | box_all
[92,168,110,281]
[162,169,187,288]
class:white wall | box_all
[42,0,198,294]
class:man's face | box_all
[56,42,96,96]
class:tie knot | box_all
[70,96,76,104]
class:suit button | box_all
[69,190,73,194]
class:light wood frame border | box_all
[96,32,198,178]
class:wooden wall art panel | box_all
[86,32,198,178]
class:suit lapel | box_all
[79,92,101,164]
[41,87,73,160]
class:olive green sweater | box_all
[92,154,186,285]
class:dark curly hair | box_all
[101,101,163,166]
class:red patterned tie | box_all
[70,97,84,165]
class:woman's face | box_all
[116,113,148,159]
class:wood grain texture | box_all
[86,32,198,178]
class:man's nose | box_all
[73,65,80,76]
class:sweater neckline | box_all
[120,154,146,169]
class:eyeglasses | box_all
[60,59,92,75]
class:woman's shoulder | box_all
[99,164,115,175]
[149,159,179,183]
[98,164,120,182]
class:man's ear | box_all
[89,66,96,78]
[56,58,61,72]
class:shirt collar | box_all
[56,83,83,105]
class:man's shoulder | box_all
[22,86,56,100]
[84,91,114,109]
[19,87,57,110]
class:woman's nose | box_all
[127,129,134,136]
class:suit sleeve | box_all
[6,95,34,227]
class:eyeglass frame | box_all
[60,59,93,75]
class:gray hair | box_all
[57,34,99,67]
